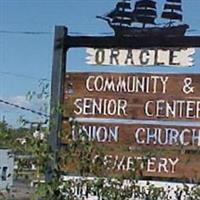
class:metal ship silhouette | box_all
[97,0,189,37]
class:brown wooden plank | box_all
[64,72,200,98]
[61,153,200,182]
[60,146,200,181]
[60,122,200,181]
[96,152,200,180]
[64,72,200,121]
[61,122,200,151]
[63,95,200,121]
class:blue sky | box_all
[0,0,200,127]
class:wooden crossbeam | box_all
[65,35,200,48]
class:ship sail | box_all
[162,0,183,22]
[133,0,157,28]
[97,0,188,37]
[106,0,133,26]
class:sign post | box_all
[47,25,200,183]
[47,26,68,182]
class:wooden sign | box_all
[61,122,200,180]
[86,48,195,67]
[48,26,200,184]
[64,72,200,121]
[60,149,200,180]
[62,72,200,181]
[62,122,200,150]
[91,152,200,180]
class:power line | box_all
[0,30,52,35]
[0,30,114,36]
[0,71,50,82]
[0,98,49,118]
[1,29,199,37]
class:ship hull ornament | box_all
[97,0,189,37]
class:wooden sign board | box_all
[49,26,200,184]
[86,48,195,67]
[64,72,200,121]
[61,122,200,150]
[61,72,200,181]
[61,122,200,181]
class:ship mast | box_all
[133,0,157,28]
[111,0,132,27]
[120,0,129,27]
[97,0,132,27]
[161,0,183,26]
